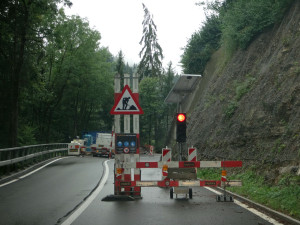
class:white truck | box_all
[91,133,115,158]
[68,139,85,156]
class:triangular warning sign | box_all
[110,85,144,115]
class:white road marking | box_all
[19,158,63,179]
[61,160,109,225]
[0,157,65,187]
[205,187,283,225]
[0,179,18,187]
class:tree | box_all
[139,62,177,149]
[116,50,125,76]
[181,14,221,75]
[31,13,114,142]
[0,0,71,147]
[137,3,163,79]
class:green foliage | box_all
[138,3,163,79]
[197,168,222,180]
[224,101,238,119]
[0,2,115,147]
[139,63,177,149]
[224,75,255,119]
[181,0,294,75]
[198,168,300,218]
[272,138,287,153]
[228,170,300,219]
[220,0,294,50]
[116,50,125,76]
[181,15,221,74]
[0,0,72,147]
[235,75,256,101]
[17,123,37,146]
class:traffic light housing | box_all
[176,113,186,143]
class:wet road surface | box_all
[0,156,105,225]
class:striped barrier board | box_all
[122,161,243,169]
[162,148,171,180]
[116,180,242,188]
[188,147,197,161]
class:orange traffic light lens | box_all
[177,113,186,122]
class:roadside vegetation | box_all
[181,0,294,74]
[197,168,300,220]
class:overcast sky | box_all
[64,0,207,74]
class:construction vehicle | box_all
[91,132,115,158]
[68,139,85,156]
[82,134,93,153]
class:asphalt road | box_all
[0,155,280,225]
[0,156,106,225]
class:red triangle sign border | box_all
[110,85,144,115]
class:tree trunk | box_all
[9,2,29,147]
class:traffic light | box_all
[176,113,186,142]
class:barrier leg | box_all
[216,169,233,202]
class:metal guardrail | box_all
[0,143,68,167]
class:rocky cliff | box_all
[180,1,300,167]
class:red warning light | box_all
[177,113,186,122]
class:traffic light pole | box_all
[179,142,182,161]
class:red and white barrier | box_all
[116,179,242,188]
[149,145,154,155]
[221,170,227,182]
[188,147,197,162]
[162,147,171,162]
[162,147,171,180]
[122,160,243,169]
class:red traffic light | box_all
[177,113,186,122]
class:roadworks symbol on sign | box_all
[110,85,144,115]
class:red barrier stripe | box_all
[118,180,223,188]
[188,148,195,154]
[162,149,170,157]
[162,171,168,176]
[132,161,242,168]
[221,161,242,167]
[190,156,197,162]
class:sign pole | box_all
[124,74,131,134]
[114,75,121,133]
[133,73,141,197]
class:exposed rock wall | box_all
[181,1,300,165]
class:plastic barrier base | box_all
[216,195,233,202]
[101,194,142,201]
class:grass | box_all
[197,168,300,220]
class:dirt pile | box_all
[183,1,300,167]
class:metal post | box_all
[124,74,130,134]
[114,74,121,133]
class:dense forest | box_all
[0,0,115,148]
[0,1,176,148]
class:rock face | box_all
[173,2,300,165]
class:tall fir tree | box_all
[137,3,163,79]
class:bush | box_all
[181,15,221,74]
[221,0,294,50]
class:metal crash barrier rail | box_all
[0,143,68,167]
